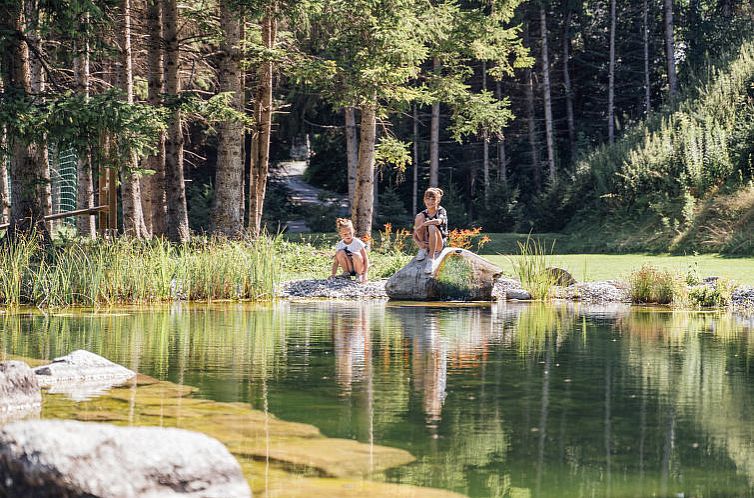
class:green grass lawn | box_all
[485,253,754,284]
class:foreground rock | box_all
[0,362,41,423]
[386,248,502,301]
[34,350,135,401]
[492,277,532,300]
[0,419,251,498]
[279,278,388,299]
[494,277,631,303]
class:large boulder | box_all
[0,419,251,498]
[386,247,502,301]
[34,350,135,401]
[0,362,41,423]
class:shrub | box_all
[510,237,559,300]
[629,265,684,304]
[448,227,491,252]
[687,279,736,308]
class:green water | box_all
[3,302,754,497]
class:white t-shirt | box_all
[336,237,366,254]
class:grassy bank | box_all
[0,236,278,307]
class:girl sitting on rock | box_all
[413,187,448,273]
[330,218,369,283]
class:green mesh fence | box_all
[2,146,79,227]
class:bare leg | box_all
[336,250,354,275]
[351,253,365,282]
[428,225,442,258]
[413,227,429,250]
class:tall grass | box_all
[0,234,279,307]
[628,265,684,305]
[510,238,560,300]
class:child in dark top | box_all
[413,187,448,274]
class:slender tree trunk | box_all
[0,128,10,224]
[163,0,190,242]
[496,80,507,184]
[0,2,50,240]
[211,0,244,236]
[539,6,556,182]
[664,0,678,101]
[345,106,359,208]
[608,0,616,143]
[412,104,419,215]
[563,8,576,161]
[524,64,540,190]
[120,0,148,238]
[74,27,96,238]
[147,0,167,236]
[429,57,440,188]
[352,104,376,239]
[24,0,52,229]
[644,0,652,114]
[482,61,489,205]
[250,10,276,236]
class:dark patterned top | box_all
[421,206,449,238]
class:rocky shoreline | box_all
[278,275,754,311]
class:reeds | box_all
[628,265,684,305]
[0,234,279,307]
[510,237,560,300]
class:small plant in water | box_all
[629,265,685,305]
[510,237,559,300]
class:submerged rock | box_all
[0,419,251,498]
[34,350,136,401]
[0,362,41,423]
[386,248,502,301]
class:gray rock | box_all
[34,350,136,401]
[546,267,577,287]
[505,288,532,300]
[732,286,754,309]
[386,248,502,301]
[568,281,631,303]
[0,420,251,498]
[0,362,41,423]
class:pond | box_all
[2,302,754,497]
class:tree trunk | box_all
[0,2,50,240]
[147,0,167,237]
[210,0,244,237]
[608,0,616,143]
[563,8,576,162]
[352,104,376,240]
[539,6,556,183]
[644,0,651,114]
[524,64,540,190]
[24,0,52,229]
[412,104,419,215]
[345,106,358,209]
[0,127,10,224]
[120,0,148,238]
[74,26,96,239]
[496,80,507,184]
[429,57,440,188]
[664,0,678,101]
[482,61,489,205]
[249,10,276,236]
[163,0,190,242]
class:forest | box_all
[0,0,753,252]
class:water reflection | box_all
[3,303,754,497]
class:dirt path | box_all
[276,161,348,232]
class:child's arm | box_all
[360,247,369,280]
[330,253,339,278]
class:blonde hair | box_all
[424,187,444,201]
[336,218,354,231]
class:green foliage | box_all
[0,235,279,307]
[375,188,410,229]
[687,281,735,308]
[375,136,411,172]
[474,183,522,232]
[510,237,559,300]
[0,89,166,171]
[628,266,684,305]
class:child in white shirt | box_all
[330,218,369,283]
